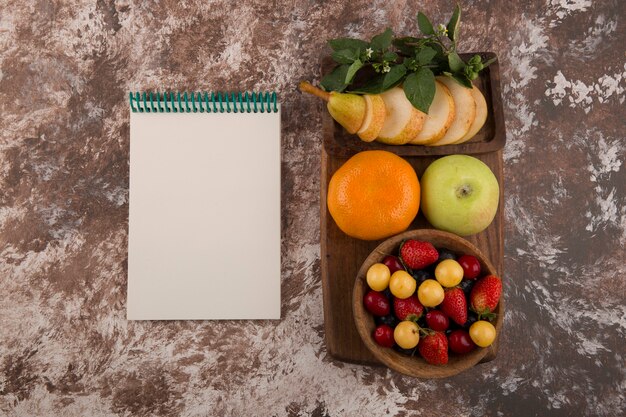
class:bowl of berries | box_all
[353,229,503,378]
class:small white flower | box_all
[437,23,448,36]
[382,63,391,73]
[365,47,373,59]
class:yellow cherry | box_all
[435,259,464,287]
[394,321,420,349]
[389,270,417,299]
[366,263,391,291]
[469,320,496,347]
[417,279,445,307]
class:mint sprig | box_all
[319,4,494,113]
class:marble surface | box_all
[1,0,624,416]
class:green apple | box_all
[420,155,499,236]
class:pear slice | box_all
[299,81,365,134]
[454,85,488,144]
[376,87,425,145]
[409,80,455,145]
[357,94,386,142]
[428,76,476,146]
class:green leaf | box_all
[328,38,369,51]
[394,44,416,57]
[382,51,399,62]
[347,75,385,94]
[417,12,435,35]
[332,48,359,64]
[403,68,436,113]
[393,36,420,45]
[447,4,461,41]
[393,36,420,46]
[349,64,407,94]
[320,65,350,92]
[428,42,446,57]
[370,28,394,50]
[393,36,420,55]
[451,73,473,88]
[448,51,465,72]
[382,64,407,89]
[403,57,418,71]
[416,46,436,65]
[345,59,363,84]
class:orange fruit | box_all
[327,150,420,240]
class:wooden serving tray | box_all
[320,52,505,366]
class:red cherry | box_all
[363,290,391,316]
[448,329,477,354]
[425,310,449,331]
[373,324,395,347]
[458,255,481,280]
[382,255,405,274]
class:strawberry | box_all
[470,275,502,318]
[393,295,424,321]
[440,288,467,326]
[400,240,439,269]
[418,331,448,365]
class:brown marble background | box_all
[1,0,624,416]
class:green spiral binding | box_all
[129,91,279,113]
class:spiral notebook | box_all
[127,92,281,320]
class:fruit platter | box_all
[301,5,506,376]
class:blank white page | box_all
[128,107,281,320]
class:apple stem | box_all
[299,81,331,102]
[456,185,473,198]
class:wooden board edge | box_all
[320,148,337,358]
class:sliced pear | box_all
[377,87,425,145]
[428,76,476,146]
[357,94,386,142]
[299,81,365,134]
[409,81,455,145]
[454,85,488,144]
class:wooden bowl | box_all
[352,229,504,378]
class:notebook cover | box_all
[127,97,281,320]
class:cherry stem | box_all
[418,324,436,337]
